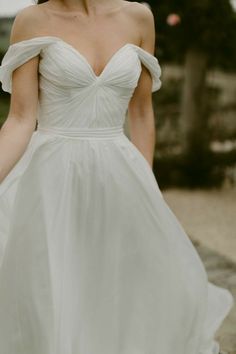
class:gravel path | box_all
[162,187,236,263]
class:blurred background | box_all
[0,0,236,351]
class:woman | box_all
[0,1,234,353]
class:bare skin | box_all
[0,0,157,184]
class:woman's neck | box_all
[47,0,122,15]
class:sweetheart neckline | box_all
[9,35,157,79]
[56,40,132,78]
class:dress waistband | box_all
[37,125,124,139]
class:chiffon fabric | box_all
[0,36,234,354]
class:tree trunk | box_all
[181,47,209,153]
[180,47,212,187]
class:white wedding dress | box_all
[0,36,234,354]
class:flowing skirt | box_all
[0,128,234,354]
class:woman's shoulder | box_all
[9,5,48,45]
[122,1,155,23]
[122,1,155,47]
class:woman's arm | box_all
[0,8,40,184]
[128,4,156,168]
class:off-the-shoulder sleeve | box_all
[0,37,56,94]
[134,46,162,93]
